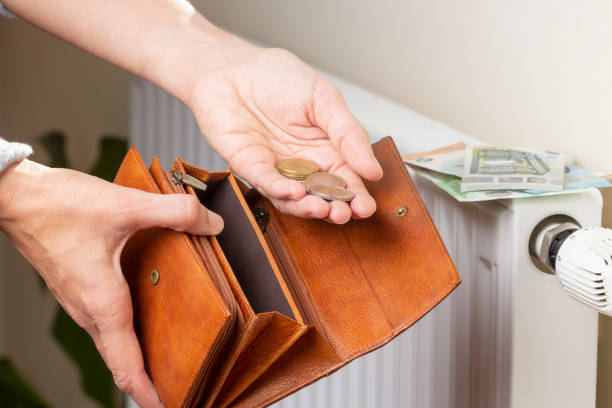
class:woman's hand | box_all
[5,0,382,224]
[0,159,224,408]
[189,47,383,224]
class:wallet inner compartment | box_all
[196,178,295,319]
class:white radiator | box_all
[128,73,601,408]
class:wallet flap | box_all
[256,137,460,360]
[346,137,460,333]
[115,147,233,408]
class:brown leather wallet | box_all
[114,136,460,408]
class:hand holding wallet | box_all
[114,136,460,408]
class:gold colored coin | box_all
[307,184,355,202]
[305,172,347,189]
[276,158,320,181]
[280,173,309,182]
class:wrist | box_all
[0,159,50,232]
[141,13,261,106]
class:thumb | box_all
[129,192,224,236]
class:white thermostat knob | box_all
[530,216,612,316]
[556,227,612,315]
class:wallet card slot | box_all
[196,178,295,319]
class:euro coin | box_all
[307,184,355,202]
[276,158,320,181]
[305,172,347,189]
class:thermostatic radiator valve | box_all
[530,215,612,316]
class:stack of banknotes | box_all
[403,143,612,202]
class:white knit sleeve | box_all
[0,138,32,173]
[0,0,16,18]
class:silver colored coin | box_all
[307,184,355,202]
[305,172,347,189]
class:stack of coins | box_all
[276,158,320,182]
[276,159,355,202]
[305,172,354,202]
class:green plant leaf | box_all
[0,357,51,408]
[38,130,70,169]
[89,136,128,181]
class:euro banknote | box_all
[403,144,611,202]
[460,147,565,192]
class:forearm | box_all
[4,0,256,104]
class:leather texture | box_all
[114,136,460,408]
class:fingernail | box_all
[209,211,224,235]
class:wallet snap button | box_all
[150,269,160,285]
[394,206,409,218]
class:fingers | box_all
[227,146,307,201]
[331,164,377,219]
[234,160,306,201]
[268,194,329,219]
[312,79,383,181]
[127,192,224,236]
[267,164,376,223]
[326,200,352,224]
[89,284,164,408]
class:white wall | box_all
[197,0,612,174]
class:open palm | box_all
[189,48,383,224]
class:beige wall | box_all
[0,17,129,408]
[0,18,130,171]
[197,0,612,174]
[195,0,612,406]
